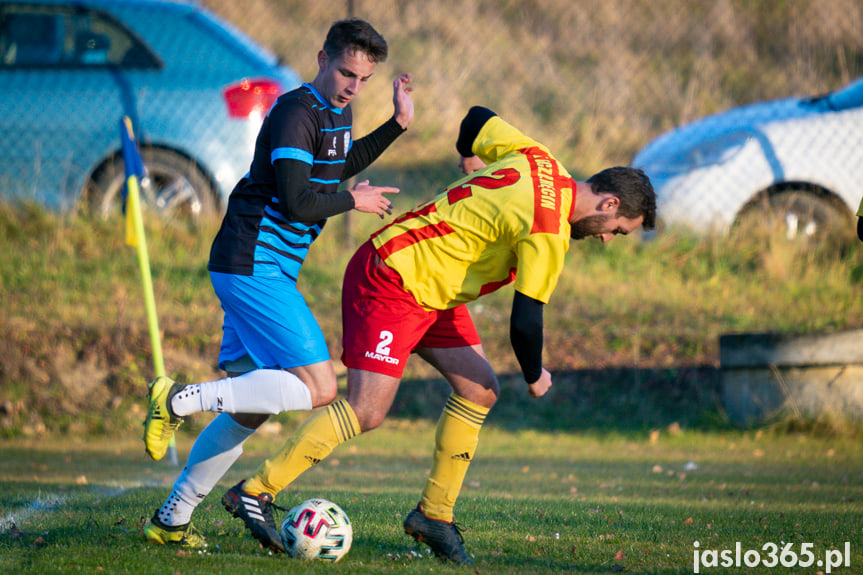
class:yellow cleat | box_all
[143,375,185,461]
[144,515,206,548]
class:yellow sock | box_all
[243,399,360,496]
[420,394,489,522]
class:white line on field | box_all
[0,492,69,533]
[0,479,162,534]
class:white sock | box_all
[156,413,255,526]
[171,369,313,416]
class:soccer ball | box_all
[280,498,353,562]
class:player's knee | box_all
[463,376,499,409]
[307,378,338,407]
[353,406,387,432]
[478,386,499,409]
[319,383,338,406]
[309,384,338,407]
[290,362,339,408]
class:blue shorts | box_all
[210,271,331,370]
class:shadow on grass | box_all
[392,366,724,433]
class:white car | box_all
[632,77,863,242]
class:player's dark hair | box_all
[587,167,657,230]
[324,18,388,63]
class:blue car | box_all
[0,0,300,219]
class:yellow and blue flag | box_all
[120,117,145,246]
[119,116,175,463]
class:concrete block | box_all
[720,329,863,426]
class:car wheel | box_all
[83,148,219,221]
[733,188,852,247]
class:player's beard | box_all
[570,214,612,239]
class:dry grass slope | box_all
[204,0,863,173]
[2,1,863,437]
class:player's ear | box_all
[317,50,328,71]
[600,196,620,213]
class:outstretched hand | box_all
[527,368,552,398]
[392,73,414,129]
[350,180,400,218]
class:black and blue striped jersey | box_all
[208,83,402,280]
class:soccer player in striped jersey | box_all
[228,106,656,563]
[142,18,413,551]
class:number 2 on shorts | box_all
[376,330,394,356]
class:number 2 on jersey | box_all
[447,168,520,204]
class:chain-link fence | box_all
[203,0,863,167]
[1,0,861,236]
[211,0,863,240]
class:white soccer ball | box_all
[280,498,353,562]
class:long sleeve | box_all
[510,290,544,384]
[342,117,406,180]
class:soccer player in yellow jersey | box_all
[229,106,656,563]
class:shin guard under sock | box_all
[243,399,360,496]
[420,394,489,522]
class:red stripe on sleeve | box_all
[371,201,439,242]
[376,221,456,259]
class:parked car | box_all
[632,76,863,244]
[0,0,300,219]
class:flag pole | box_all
[122,116,178,465]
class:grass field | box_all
[3,201,863,573]
[1,419,861,574]
[3,3,863,572]
[3,200,863,438]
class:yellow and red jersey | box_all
[371,115,575,310]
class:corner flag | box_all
[120,117,178,465]
[121,117,146,247]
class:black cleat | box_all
[404,504,473,565]
[222,480,286,553]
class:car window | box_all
[191,9,280,68]
[0,3,160,69]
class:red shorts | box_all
[341,240,481,378]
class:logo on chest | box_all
[325,132,352,159]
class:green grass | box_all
[2,202,863,572]
[2,425,861,574]
[4,2,863,569]
[2,201,863,437]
